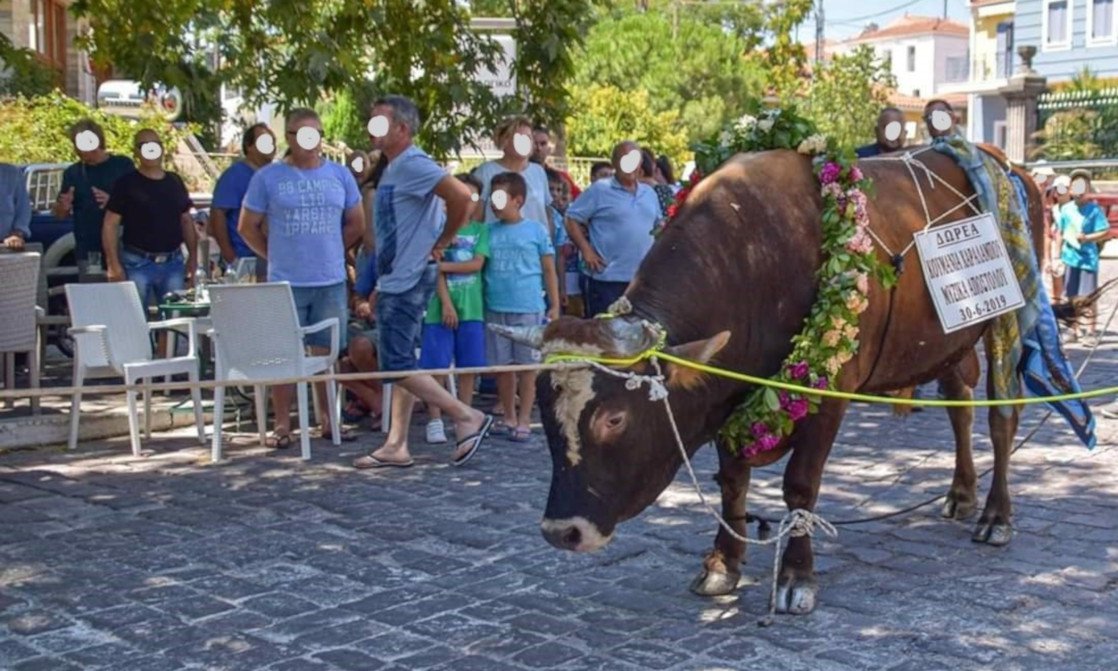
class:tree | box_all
[573,7,767,144]
[761,0,814,101]
[806,46,896,150]
[564,85,689,167]
[71,0,597,158]
[0,33,62,97]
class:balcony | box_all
[972,49,1015,82]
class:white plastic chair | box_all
[65,282,205,455]
[207,283,341,462]
[0,252,43,414]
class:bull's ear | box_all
[662,331,731,390]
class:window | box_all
[945,56,967,82]
[1089,0,1116,45]
[993,121,1008,150]
[906,46,916,72]
[30,0,66,72]
[1043,0,1072,50]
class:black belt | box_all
[124,245,180,263]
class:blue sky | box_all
[803,0,971,42]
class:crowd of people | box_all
[25,98,677,468]
[8,94,1110,463]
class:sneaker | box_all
[426,419,448,445]
[1101,407,1118,420]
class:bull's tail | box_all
[1053,277,1118,328]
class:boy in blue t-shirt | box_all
[485,171,560,442]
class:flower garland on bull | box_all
[667,106,897,459]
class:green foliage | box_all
[1034,110,1105,160]
[564,85,689,167]
[0,33,60,97]
[764,0,814,102]
[805,46,896,151]
[573,7,767,145]
[72,0,598,159]
[512,0,598,132]
[319,89,367,150]
[0,91,197,165]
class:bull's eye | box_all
[607,415,624,429]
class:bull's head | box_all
[494,316,730,553]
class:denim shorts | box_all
[291,282,348,350]
[122,248,185,311]
[375,264,438,372]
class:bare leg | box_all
[369,374,486,463]
[777,397,848,615]
[515,371,537,430]
[691,446,752,596]
[429,375,447,421]
[457,373,477,407]
[497,372,517,422]
[308,345,332,434]
[272,384,293,438]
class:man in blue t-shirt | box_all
[855,107,906,158]
[240,108,364,448]
[564,140,662,317]
[352,94,494,470]
[210,123,276,266]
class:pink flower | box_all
[751,421,770,438]
[846,230,874,254]
[787,397,809,421]
[813,376,829,389]
[848,166,864,182]
[854,272,869,295]
[821,182,844,200]
[787,361,809,379]
[756,433,781,451]
[822,329,841,347]
[819,162,842,185]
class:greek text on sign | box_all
[914,212,1025,334]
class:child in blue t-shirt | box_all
[485,171,560,442]
[546,168,583,317]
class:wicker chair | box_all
[0,252,43,414]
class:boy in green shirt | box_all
[420,174,490,444]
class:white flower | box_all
[719,129,734,147]
[757,118,775,133]
[797,134,827,155]
[736,114,757,131]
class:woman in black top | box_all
[102,129,197,310]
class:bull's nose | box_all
[542,523,582,551]
[540,516,612,552]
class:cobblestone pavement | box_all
[3,301,1118,670]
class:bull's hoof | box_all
[689,568,741,596]
[941,492,978,520]
[775,576,818,615]
[972,520,1013,546]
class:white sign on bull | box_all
[915,212,1025,334]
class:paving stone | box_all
[242,593,321,619]
[512,641,583,668]
[5,610,71,636]
[313,648,387,670]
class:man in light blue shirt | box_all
[0,163,32,250]
[353,94,494,471]
[239,108,364,448]
[564,140,662,316]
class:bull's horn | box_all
[488,323,545,348]
[602,317,663,357]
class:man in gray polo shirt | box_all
[0,163,31,250]
[564,140,663,316]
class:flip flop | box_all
[453,415,494,467]
[353,454,414,469]
[509,426,532,443]
[266,431,293,449]
[317,427,358,442]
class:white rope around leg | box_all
[586,358,837,625]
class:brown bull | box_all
[500,146,1047,616]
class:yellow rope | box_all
[545,349,1118,408]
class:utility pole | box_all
[814,0,825,64]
